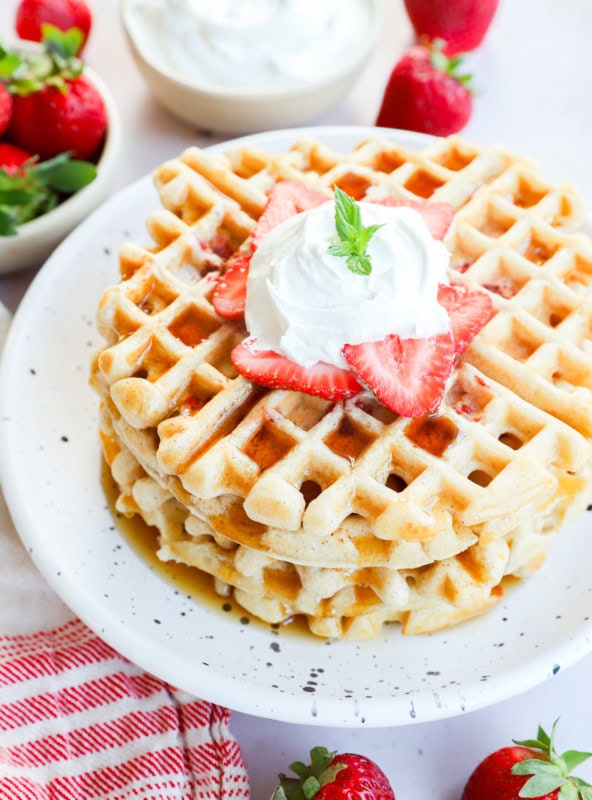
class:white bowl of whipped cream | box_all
[121,0,382,133]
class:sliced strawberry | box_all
[252,180,329,248]
[437,283,493,358]
[370,196,454,241]
[231,338,362,401]
[342,332,456,417]
[212,252,251,319]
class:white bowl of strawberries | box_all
[0,29,121,274]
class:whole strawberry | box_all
[376,42,472,136]
[271,746,395,800]
[404,0,499,55]
[0,83,13,137]
[461,721,592,800]
[9,74,106,161]
[15,0,92,54]
[0,142,33,176]
[5,27,107,161]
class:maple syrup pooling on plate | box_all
[102,409,465,640]
[101,461,312,638]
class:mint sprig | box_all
[327,185,383,276]
[511,720,592,799]
[0,152,97,236]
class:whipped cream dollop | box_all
[127,0,372,89]
[245,201,451,369]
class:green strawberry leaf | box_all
[429,38,473,89]
[577,784,592,800]
[513,760,560,776]
[41,23,84,63]
[1,28,84,96]
[0,208,18,236]
[328,186,384,276]
[561,751,592,772]
[558,783,581,800]
[0,188,38,205]
[302,777,320,799]
[0,50,22,77]
[0,151,95,236]
[32,156,96,192]
[519,773,565,797]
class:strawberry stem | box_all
[0,26,83,97]
[429,38,473,89]
[511,720,592,799]
[272,747,347,800]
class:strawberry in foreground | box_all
[4,26,107,161]
[16,0,92,54]
[272,746,395,800]
[231,339,362,402]
[461,721,592,800]
[376,41,473,136]
[404,0,499,55]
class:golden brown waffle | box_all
[92,134,592,640]
[101,409,587,639]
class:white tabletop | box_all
[1,1,592,797]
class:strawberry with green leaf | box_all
[0,150,96,235]
[271,746,395,800]
[461,721,592,800]
[3,26,107,161]
[376,40,473,136]
[16,0,92,55]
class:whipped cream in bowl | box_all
[245,200,451,370]
[124,0,375,91]
[121,0,382,132]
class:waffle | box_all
[92,134,592,640]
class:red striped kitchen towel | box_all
[0,306,250,799]
[0,618,251,799]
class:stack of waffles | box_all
[91,134,592,640]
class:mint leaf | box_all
[328,185,383,276]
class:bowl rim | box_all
[0,45,122,240]
[120,0,383,101]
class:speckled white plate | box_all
[1,126,592,728]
